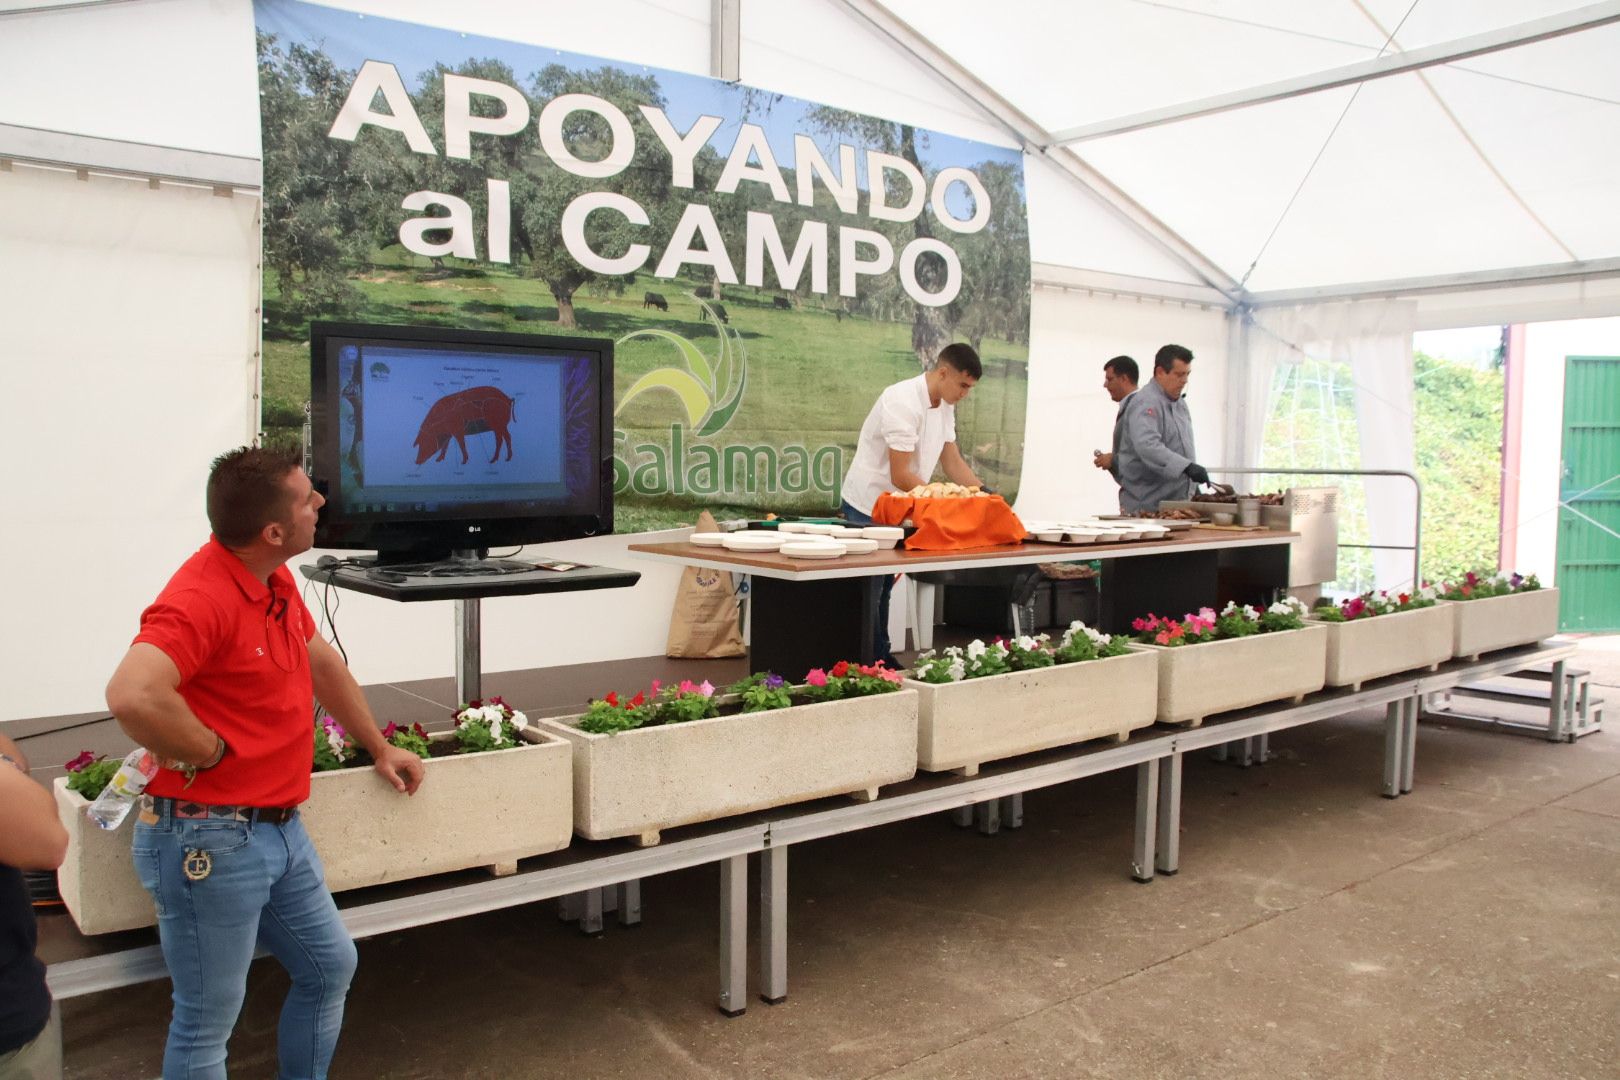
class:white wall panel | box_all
[1017,286,1230,523]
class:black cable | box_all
[11,715,118,743]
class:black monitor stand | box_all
[300,549,640,703]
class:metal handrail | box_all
[1206,467,1422,589]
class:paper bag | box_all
[665,511,747,658]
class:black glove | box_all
[1184,463,1210,485]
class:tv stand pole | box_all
[451,549,483,703]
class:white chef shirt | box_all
[840,374,956,515]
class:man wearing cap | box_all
[1115,344,1211,512]
[105,445,425,1079]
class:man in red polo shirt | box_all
[105,446,425,1080]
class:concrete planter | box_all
[537,689,919,846]
[53,782,152,935]
[905,650,1158,775]
[52,729,572,935]
[1308,603,1456,690]
[1134,624,1328,726]
[1452,588,1561,660]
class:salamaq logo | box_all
[612,297,842,500]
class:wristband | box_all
[175,734,227,789]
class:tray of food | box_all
[1096,513,1199,530]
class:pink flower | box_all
[878,668,904,684]
[678,679,698,694]
[65,750,96,773]
[650,679,662,696]
[699,680,715,697]
[1197,607,1216,623]
[1155,630,1172,645]
[806,668,828,687]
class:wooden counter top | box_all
[628,527,1300,581]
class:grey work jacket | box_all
[1107,389,1137,480]
[1116,378,1196,512]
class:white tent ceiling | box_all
[2,0,1617,309]
[847,0,1620,304]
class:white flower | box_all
[966,640,987,660]
[947,658,966,682]
[1418,583,1439,601]
[1267,597,1306,617]
[488,717,504,743]
[1014,634,1040,651]
[509,710,529,731]
[1242,604,1259,620]
[325,731,347,759]
[1221,600,1240,615]
[1492,572,1510,586]
[1085,627,1109,647]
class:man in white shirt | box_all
[839,343,985,665]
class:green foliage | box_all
[1261,349,1502,591]
[384,722,433,759]
[1413,352,1503,582]
[1051,623,1128,665]
[65,757,119,800]
[576,697,655,734]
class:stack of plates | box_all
[722,532,788,552]
[781,539,846,559]
[689,532,727,547]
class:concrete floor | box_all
[43,642,1620,1079]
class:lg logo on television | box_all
[467,525,482,533]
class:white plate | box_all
[776,521,812,533]
[1063,531,1102,543]
[830,526,867,539]
[797,522,839,535]
[781,540,846,559]
[689,532,726,547]
[862,526,904,540]
[1035,529,1065,542]
[841,537,880,554]
[722,533,788,551]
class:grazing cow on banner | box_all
[772,295,791,310]
[413,386,516,465]
[644,292,669,311]
[710,303,729,324]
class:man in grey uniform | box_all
[1092,355,1139,508]
[1115,344,1211,512]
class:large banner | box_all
[254,0,1030,530]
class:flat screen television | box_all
[308,321,614,565]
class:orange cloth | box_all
[870,493,1027,551]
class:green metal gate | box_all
[1556,355,1620,631]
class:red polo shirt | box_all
[135,537,317,807]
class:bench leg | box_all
[718,854,747,1017]
[759,846,787,1004]
[1156,753,1182,875]
[1133,760,1159,882]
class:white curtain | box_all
[1240,300,1420,590]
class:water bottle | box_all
[86,749,160,830]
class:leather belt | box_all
[140,794,299,826]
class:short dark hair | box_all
[935,343,982,380]
[1104,355,1139,384]
[206,445,304,547]
[1154,344,1194,373]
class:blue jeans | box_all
[840,501,896,661]
[133,807,357,1080]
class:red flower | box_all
[1398,593,1410,605]
[605,691,620,707]
[1461,584,1473,597]
[831,661,850,678]
[629,691,646,707]
[382,722,399,739]
[412,722,429,740]
[65,750,97,773]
